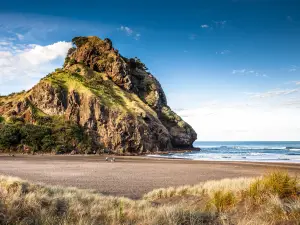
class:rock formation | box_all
[0,36,197,153]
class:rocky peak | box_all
[64,36,167,111]
[0,36,197,154]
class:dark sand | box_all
[0,155,300,199]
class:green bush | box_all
[0,116,98,153]
[20,124,52,152]
[72,36,88,47]
[0,125,21,149]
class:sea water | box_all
[148,141,300,163]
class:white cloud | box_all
[232,69,246,74]
[176,102,300,141]
[119,26,141,40]
[20,42,71,65]
[0,40,72,94]
[16,33,24,40]
[201,24,209,28]
[245,89,299,99]
[232,69,268,77]
[120,26,133,35]
[0,41,11,46]
[134,33,141,40]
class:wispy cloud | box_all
[119,26,140,40]
[201,24,209,28]
[290,81,300,85]
[232,69,246,74]
[245,89,299,99]
[288,65,298,72]
[0,13,113,43]
[281,98,300,107]
[232,69,268,77]
[16,33,24,41]
[120,26,133,35]
[135,33,141,40]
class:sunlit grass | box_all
[0,171,299,224]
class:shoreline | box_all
[1,155,300,199]
[147,154,300,164]
[3,152,300,164]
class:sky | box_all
[0,0,300,141]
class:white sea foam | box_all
[289,148,300,151]
[147,142,300,163]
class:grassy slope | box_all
[0,171,299,225]
[1,68,157,119]
[43,69,157,119]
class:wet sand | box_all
[0,155,300,199]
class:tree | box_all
[0,125,21,149]
[20,124,51,152]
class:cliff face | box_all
[0,36,197,153]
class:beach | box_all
[0,155,300,199]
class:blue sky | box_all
[1,0,300,141]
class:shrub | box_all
[0,125,21,149]
[207,190,236,212]
[246,171,299,207]
[72,36,88,48]
[20,124,52,152]
[262,171,298,198]
[55,68,62,72]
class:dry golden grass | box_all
[0,171,299,225]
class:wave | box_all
[289,148,300,152]
[198,146,290,151]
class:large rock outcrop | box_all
[0,36,197,153]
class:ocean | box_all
[148,141,300,163]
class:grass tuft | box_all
[206,190,236,212]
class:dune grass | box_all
[0,171,299,225]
